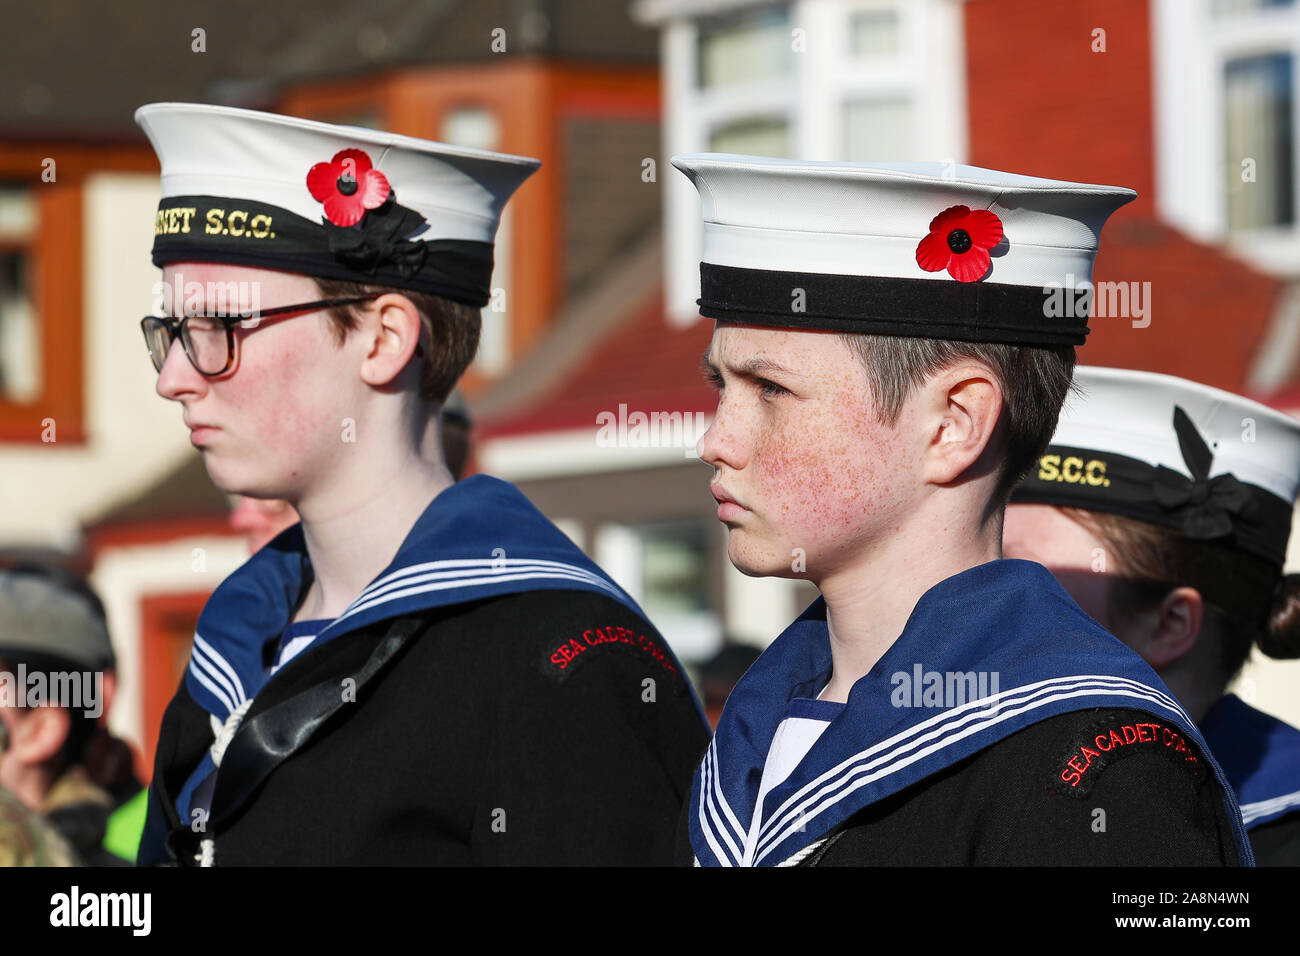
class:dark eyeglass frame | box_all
[140,294,418,377]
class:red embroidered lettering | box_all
[1057,718,1205,795]
[544,623,680,680]
[1079,744,1100,771]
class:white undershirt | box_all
[742,693,845,864]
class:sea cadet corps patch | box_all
[1052,714,1207,797]
[537,623,682,686]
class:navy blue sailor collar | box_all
[184,474,643,725]
[1201,692,1300,830]
[690,558,1252,866]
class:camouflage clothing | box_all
[0,786,77,866]
[42,766,119,866]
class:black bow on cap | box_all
[322,194,430,280]
[1151,406,1256,539]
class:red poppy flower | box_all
[914,205,1003,283]
[306,149,391,227]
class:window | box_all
[1213,0,1293,15]
[849,3,902,57]
[697,4,794,88]
[0,187,38,403]
[441,107,500,151]
[1225,53,1295,230]
[693,3,797,161]
[595,517,721,660]
[1154,0,1300,270]
[651,0,966,321]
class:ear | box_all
[357,293,426,389]
[1140,586,1204,670]
[919,365,1004,486]
[8,706,70,767]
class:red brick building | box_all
[476,0,1300,720]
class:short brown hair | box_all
[840,335,1075,505]
[1059,508,1300,685]
[313,277,480,405]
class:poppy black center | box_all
[947,228,972,254]
[336,175,358,196]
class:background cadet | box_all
[135,103,707,865]
[1005,365,1300,865]
[0,712,76,867]
[0,566,139,865]
[671,154,1249,866]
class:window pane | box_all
[1224,53,1294,230]
[0,189,35,239]
[442,107,500,151]
[1213,0,1293,16]
[638,519,710,618]
[843,98,912,162]
[708,117,790,157]
[697,4,793,89]
[850,3,901,57]
[0,187,39,402]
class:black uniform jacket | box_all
[143,588,709,865]
[677,705,1243,865]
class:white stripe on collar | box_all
[751,674,1189,865]
[1240,788,1300,826]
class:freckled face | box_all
[698,324,925,580]
[154,262,367,499]
[1002,503,1117,629]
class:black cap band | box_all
[1011,444,1292,567]
[152,195,494,306]
[698,263,1088,346]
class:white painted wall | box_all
[93,535,247,752]
[1,172,197,546]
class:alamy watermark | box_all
[595,403,709,458]
[151,272,264,326]
[891,664,1000,709]
[0,665,103,718]
[1043,273,1151,329]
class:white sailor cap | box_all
[1011,366,1300,567]
[135,102,540,306]
[669,154,1136,346]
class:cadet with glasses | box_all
[142,295,383,376]
[134,103,708,866]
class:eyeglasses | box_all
[140,295,383,376]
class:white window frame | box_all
[655,0,967,324]
[594,519,723,660]
[1155,0,1300,274]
